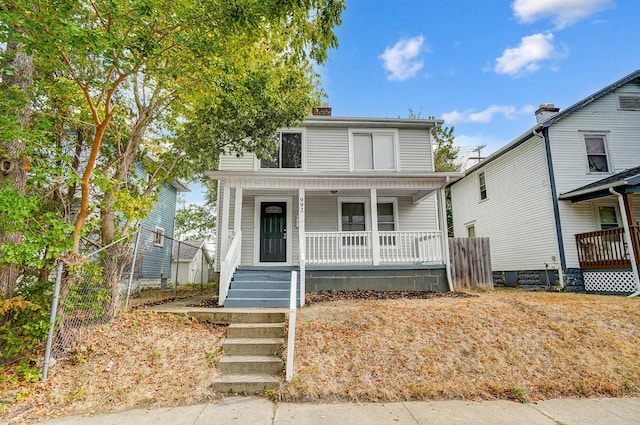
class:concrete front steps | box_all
[213,310,286,393]
[224,266,301,308]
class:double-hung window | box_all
[584,135,609,173]
[478,171,487,200]
[154,226,165,247]
[351,131,397,170]
[598,206,619,230]
[341,202,367,245]
[260,131,303,169]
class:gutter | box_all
[609,187,640,297]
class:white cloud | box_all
[495,33,559,77]
[513,0,613,29]
[379,35,425,81]
[442,105,536,124]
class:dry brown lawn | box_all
[281,289,640,403]
[1,289,639,424]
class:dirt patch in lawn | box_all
[2,289,639,423]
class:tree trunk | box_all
[0,42,33,298]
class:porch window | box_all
[598,206,619,230]
[260,131,302,169]
[584,135,609,173]
[478,171,487,200]
[377,202,396,246]
[341,202,366,245]
[352,131,396,170]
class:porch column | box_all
[612,188,640,295]
[438,187,454,291]
[298,188,306,306]
[370,188,380,265]
[233,187,243,237]
[220,184,231,261]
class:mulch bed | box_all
[186,290,474,308]
[305,290,476,305]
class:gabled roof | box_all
[451,70,640,180]
[559,165,640,202]
[172,240,210,262]
[540,70,640,128]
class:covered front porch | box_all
[560,166,640,294]
[207,170,461,305]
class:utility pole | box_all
[469,144,486,164]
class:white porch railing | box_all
[285,270,298,382]
[305,231,443,265]
[219,231,242,305]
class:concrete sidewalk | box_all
[34,397,640,425]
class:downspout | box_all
[609,187,640,297]
[540,126,567,287]
[440,176,454,291]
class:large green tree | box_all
[0,0,345,302]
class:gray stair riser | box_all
[192,311,286,324]
[227,289,297,298]
[224,343,282,356]
[227,325,285,339]
[224,298,299,308]
[218,359,283,374]
[212,378,278,393]
[231,279,291,289]
[233,273,293,280]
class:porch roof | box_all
[206,170,463,203]
[559,165,640,203]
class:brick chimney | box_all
[312,102,332,116]
[535,103,559,124]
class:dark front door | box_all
[260,202,287,262]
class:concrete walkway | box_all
[35,397,640,425]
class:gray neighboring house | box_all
[171,240,213,284]
[132,167,190,287]
[449,70,640,294]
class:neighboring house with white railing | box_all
[449,70,640,295]
[207,107,463,306]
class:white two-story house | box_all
[450,70,640,295]
[208,108,463,307]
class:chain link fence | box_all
[42,228,216,379]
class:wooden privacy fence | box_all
[449,237,493,290]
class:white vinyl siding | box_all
[451,136,558,272]
[398,128,434,172]
[305,127,350,172]
[548,84,640,267]
[219,153,255,171]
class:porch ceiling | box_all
[242,188,434,198]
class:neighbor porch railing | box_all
[576,226,640,270]
[305,231,443,265]
[219,231,242,305]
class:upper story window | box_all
[478,171,487,200]
[350,130,398,171]
[260,131,303,169]
[154,226,165,247]
[618,95,640,111]
[584,135,609,173]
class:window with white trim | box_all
[377,201,397,246]
[351,131,397,170]
[154,226,165,247]
[598,206,619,230]
[584,135,610,173]
[260,131,303,169]
[478,171,487,200]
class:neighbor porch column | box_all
[298,188,306,307]
[220,184,231,261]
[233,187,243,237]
[370,188,380,265]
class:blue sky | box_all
[319,0,640,167]
[184,0,639,204]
